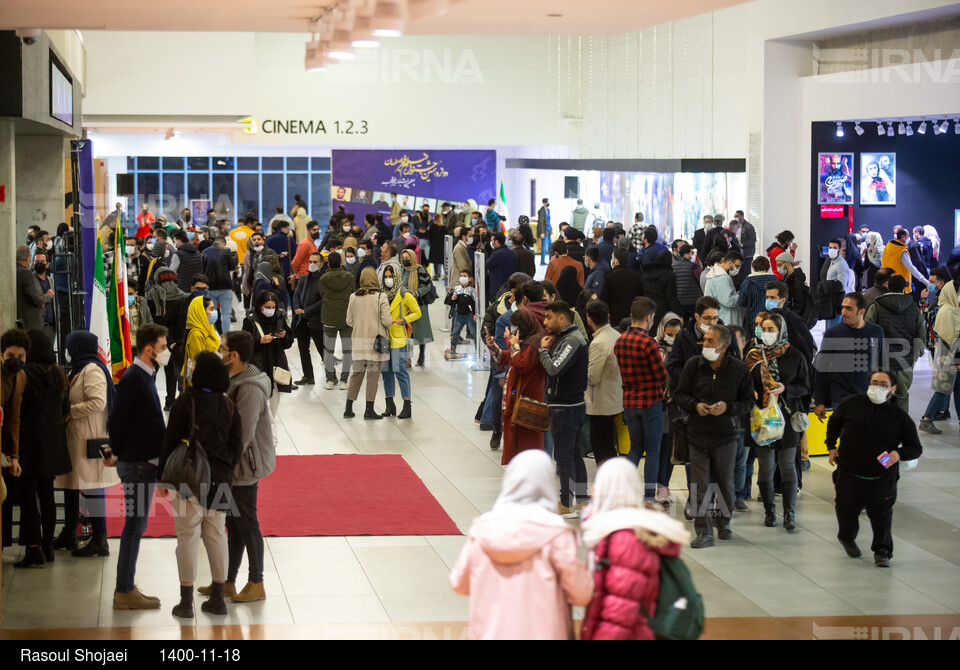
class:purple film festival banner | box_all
[79,140,97,327]
[331,150,496,227]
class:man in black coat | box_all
[292,251,325,385]
[598,248,643,328]
[675,324,755,549]
[511,232,536,278]
[765,281,816,365]
[692,214,715,261]
[485,233,518,307]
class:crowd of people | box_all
[4,195,957,637]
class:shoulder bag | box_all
[510,374,551,432]
[253,321,293,387]
[160,395,212,500]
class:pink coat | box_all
[450,518,594,640]
[580,529,682,640]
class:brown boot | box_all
[113,588,161,610]
[198,582,237,598]
[231,582,266,603]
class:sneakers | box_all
[734,499,749,513]
[231,582,266,603]
[339,380,348,390]
[874,551,891,568]
[2,551,18,565]
[919,418,943,435]
[325,380,336,390]
[479,423,494,432]
[656,486,671,504]
[717,525,733,540]
[490,431,501,450]
[295,377,315,386]
[558,504,579,519]
[800,460,811,472]
[690,534,715,549]
[932,409,951,421]
[839,539,862,558]
[113,587,161,610]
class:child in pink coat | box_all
[450,450,594,640]
[580,458,691,640]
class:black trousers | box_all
[227,483,264,584]
[589,414,620,466]
[17,476,55,547]
[835,467,898,557]
[295,322,324,380]
[165,344,185,405]
[2,468,17,547]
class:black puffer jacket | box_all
[675,354,755,446]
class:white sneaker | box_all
[2,551,19,565]
[325,381,335,390]
[339,381,348,390]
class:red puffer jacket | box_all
[580,529,682,640]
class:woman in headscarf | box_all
[242,290,294,418]
[580,458,690,641]
[380,265,421,419]
[254,259,288,310]
[744,313,809,531]
[863,231,885,288]
[400,246,434,367]
[843,233,866,292]
[483,308,546,465]
[13,329,72,567]
[404,234,423,266]
[920,280,960,433]
[344,268,394,420]
[450,450,593,640]
[51,331,121,558]
[655,311,684,505]
[343,246,362,286]
[159,351,243,619]
[428,213,446,280]
[182,295,221,385]
[924,225,942,266]
[556,265,581,307]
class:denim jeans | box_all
[116,461,158,593]
[226,483,264,584]
[543,430,555,459]
[550,405,588,508]
[450,313,476,350]
[540,236,551,264]
[733,429,749,502]
[623,403,664,500]
[481,368,498,426]
[381,346,412,399]
[209,288,234,334]
[924,373,960,418]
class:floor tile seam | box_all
[344,537,393,623]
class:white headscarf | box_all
[865,231,884,267]
[923,225,941,260]
[581,459,690,549]
[934,280,960,347]
[479,450,568,528]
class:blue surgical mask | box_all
[127,294,136,307]
[755,326,763,340]
[928,283,937,294]
[765,298,780,311]
[207,312,218,325]
[187,231,196,240]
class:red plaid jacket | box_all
[614,327,667,409]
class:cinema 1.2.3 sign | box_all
[240,118,369,135]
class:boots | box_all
[364,401,383,420]
[198,582,237,598]
[759,482,777,527]
[782,487,798,531]
[343,399,355,418]
[172,585,194,618]
[52,528,78,551]
[919,418,942,435]
[41,541,54,563]
[417,345,426,367]
[72,532,110,557]
[231,581,266,603]
[383,397,397,416]
[398,399,412,419]
[201,582,228,615]
[14,546,45,568]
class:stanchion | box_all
[473,250,489,371]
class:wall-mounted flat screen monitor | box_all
[50,52,73,126]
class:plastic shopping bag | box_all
[751,395,785,447]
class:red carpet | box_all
[105,455,461,538]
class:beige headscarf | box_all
[934,280,960,347]
[358,267,380,295]
[400,248,420,293]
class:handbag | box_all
[85,437,111,460]
[510,375,551,432]
[160,395,212,500]
[789,409,810,433]
[373,334,390,354]
[253,321,293,386]
[670,413,690,465]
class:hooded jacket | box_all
[318,267,355,328]
[865,291,925,372]
[672,256,703,309]
[228,365,276,487]
[704,264,740,327]
[174,242,203,293]
[641,256,683,331]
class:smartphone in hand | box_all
[877,452,892,469]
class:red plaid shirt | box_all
[614,327,667,409]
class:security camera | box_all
[16,29,42,45]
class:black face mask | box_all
[34,262,47,274]
[310,231,320,240]
[2,358,24,376]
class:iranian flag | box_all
[108,235,133,382]
[89,237,111,367]
[495,180,509,233]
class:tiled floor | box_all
[2,299,960,634]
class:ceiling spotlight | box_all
[877,122,885,136]
[836,121,844,137]
[351,16,380,48]
[918,121,927,134]
[897,122,905,135]
[305,40,328,72]
[939,119,949,134]
[854,122,864,136]
[905,122,914,136]
[371,0,405,37]
[164,128,180,141]
[327,29,356,59]
[933,120,942,135]
[887,122,894,137]
[954,119,960,135]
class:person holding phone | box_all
[826,370,923,568]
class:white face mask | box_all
[261,307,276,318]
[459,277,469,286]
[761,331,779,346]
[400,216,409,224]
[357,248,367,258]
[402,232,410,239]
[384,278,395,288]
[466,237,474,246]
[65,351,72,364]
[663,335,675,345]
[828,248,839,259]
[146,242,155,250]
[126,246,136,255]
[155,348,171,368]
[728,267,739,277]
[702,347,720,362]
[867,385,891,405]
[309,263,320,273]
[345,256,356,265]
[697,321,710,335]
[252,245,264,253]
[343,225,351,233]
[45,240,53,250]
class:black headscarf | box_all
[556,265,581,306]
[66,330,116,412]
[191,350,230,394]
[25,328,65,393]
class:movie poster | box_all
[859,153,896,205]
[817,153,854,205]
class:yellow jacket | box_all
[387,289,421,349]
[881,239,911,290]
[182,296,221,382]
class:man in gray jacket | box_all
[217,331,275,604]
[16,246,46,330]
